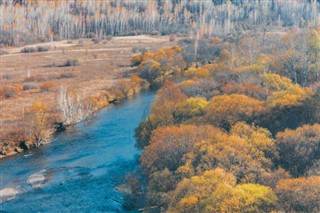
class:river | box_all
[0,91,155,212]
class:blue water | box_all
[0,91,155,212]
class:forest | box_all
[126,18,320,213]
[0,0,319,46]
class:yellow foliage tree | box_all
[174,97,208,120]
[263,73,312,107]
[169,168,277,213]
[29,99,51,147]
[185,67,211,79]
[206,94,264,129]
[179,122,276,182]
[262,73,293,91]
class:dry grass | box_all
[0,35,176,142]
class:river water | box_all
[0,91,155,212]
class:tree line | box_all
[0,0,319,46]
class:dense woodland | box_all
[125,21,320,212]
[0,0,319,46]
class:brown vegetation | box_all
[0,35,177,158]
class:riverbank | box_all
[0,91,156,211]
[0,35,179,159]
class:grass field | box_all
[0,35,177,156]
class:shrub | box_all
[62,59,79,67]
[21,47,36,53]
[37,35,48,43]
[22,83,37,90]
[36,46,49,52]
[59,73,75,79]
[150,30,160,36]
[3,87,18,98]
[12,84,23,92]
[132,47,147,54]
[24,74,46,82]
[92,37,101,44]
[178,38,193,45]
[40,81,55,91]
[131,75,143,86]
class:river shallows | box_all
[0,91,155,212]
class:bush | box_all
[92,37,101,44]
[132,46,147,54]
[2,87,18,98]
[150,30,160,36]
[62,59,79,67]
[24,74,46,82]
[40,81,55,91]
[178,38,193,45]
[59,73,75,79]
[23,83,37,90]
[106,35,113,41]
[36,46,49,52]
[21,47,36,53]
[37,35,48,43]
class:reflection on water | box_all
[0,92,155,212]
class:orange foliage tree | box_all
[205,94,264,129]
[276,176,320,212]
[276,124,320,177]
[29,99,51,147]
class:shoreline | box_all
[0,79,151,160]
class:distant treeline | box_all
[0,0,319,46]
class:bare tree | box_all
[57,86,92,125]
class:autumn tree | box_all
[29,99,51,147]
[262,74,312,108]
[169,168,277,213]
[221,83,268,100]
[276,176,320,212]
[180,122,277,183]
[184,67,211,79]
[135,80,186,148]
[276,124,320,177]
[173,97,208,122]
[256,74,315,134]
[205,94,264,130]
[136,46,186,84]
[140,125,218,174]
[57,86,92,125]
